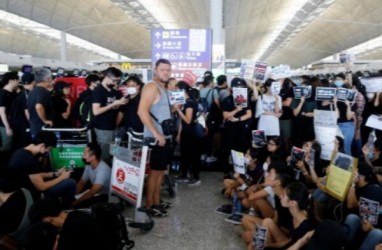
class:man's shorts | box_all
[149,140,173,171]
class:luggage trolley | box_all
[109,134,154,233]
[43,127,90,177]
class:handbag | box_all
[150,112,176,136]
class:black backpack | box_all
[91,203,134,250]
[206,88,223,129]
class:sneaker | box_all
[187,178,201,186]
[200,154,207,161]
[150,205,168,217]
[206,156,217,163]
[157,201,171,209]
[174,176,189,183]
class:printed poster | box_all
[315,87,337,101]
[271,64,292,80]
[293,86,312,99]
[168,90,186,105]
[231,150,245,174]
[314,110,338,160]
[233,87,248,107]
[271,81,281,95]
[240,59,256,80]
[360,77,382,93]
[253,224,268,250]
[360,197,379,225]
[336,88,356,102]
[326,152,358,201]
[290,146,306,164]
[252,130,267,148]
[254,62,268,81]
[365,114,382,131]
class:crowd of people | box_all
[0,58,382,249]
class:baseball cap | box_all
[54,81,71,91]
[231,77,247,88]
[20,73,35,85]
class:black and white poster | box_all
[253,224,268,250]
[293,86,312,99]
[360,197,379,225]
[315,87,337,101]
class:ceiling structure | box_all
[1,0,382,69]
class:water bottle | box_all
[232,191,242,215]
[249,207,255,216]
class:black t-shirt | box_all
[287,219,314,248]
[275,195,293,230]
[316,101,333,111]
[337,102,357,123]
[52,95,71,128]
[123,94,143,132]
[0,189,26,235]
[9,89,29,128]
[181,98,198,133]
[92,85,122,130]
[27,86,54,133]
[8,148,42,199]
[0,89,16,127]
[222,95,250,124]
[280,87,294,120]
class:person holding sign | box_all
[173,81,201,186]
[221,78,253,175]
[334,74,357,155]
[291,78,317,148]
[255,78,282,137]
[344,163,382,250]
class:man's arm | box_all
[29,170,71,191]
[138,84,165,146]
[35,103,53,126]
[0,106,12,136]
[76,179,87,194]
[92,98,127,116]
[73,184,102,206]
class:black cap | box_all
[231,77,247,88]
[54,81,71,91]
[20,73,35,85]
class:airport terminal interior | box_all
[2,0,382,250]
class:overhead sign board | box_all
[151,29,212,80]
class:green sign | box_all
[50,146,85,170]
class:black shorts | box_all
[149,140,173,171]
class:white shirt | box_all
[256,94,282,136]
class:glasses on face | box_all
[268,142,276,146]
[108,76,120,84]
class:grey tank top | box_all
[144,81,172,138]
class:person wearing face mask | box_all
[73,143,110,208]
[92,67,128,162]
[122,75,145,133]
[335,74,357,155]
[362,139,382,167]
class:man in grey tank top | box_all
[138,59,173,217]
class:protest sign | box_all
[314,110,337,160]
[315,87,337,101]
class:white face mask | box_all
[127,87,137,95]
[366,92,375,100]
[244,157,250,165]
[263,162,269,171]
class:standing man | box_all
[92,67,127,161]
[27,68,54,138]
[138,59,173,217]
[0,71,19,159]
[12,72,36,150]
[73,74,100,127]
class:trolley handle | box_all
[143,137,158,146]
[42,125,88,132]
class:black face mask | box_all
[82,158,91,165]
[106,84,115,89]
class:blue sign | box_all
[151,29,212,79]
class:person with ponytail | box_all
[260,181,317,249]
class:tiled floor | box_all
[124,172,246,250]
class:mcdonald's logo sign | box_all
[121,63,132,70]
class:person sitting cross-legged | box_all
[73,143,111,208]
